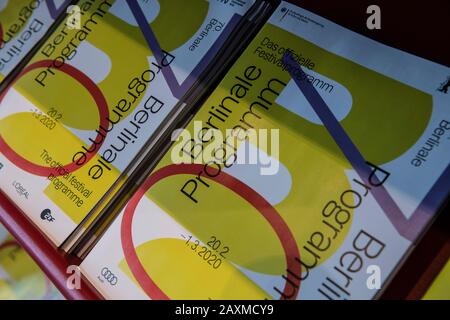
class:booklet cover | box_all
[81,1,450,299]
[0,0,256,245]
[0,224,63,299]
[0,0,67,82]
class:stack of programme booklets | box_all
[0,0,449,300]
[0,0,272,250]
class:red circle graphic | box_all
[121,163,301,300]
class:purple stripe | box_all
[283,52,449,241]
[127,0,242,100]
[45,0,72,19]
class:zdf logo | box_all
[66,265,81,290]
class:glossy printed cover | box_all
[81,2,450,300]
[0,0,256,245]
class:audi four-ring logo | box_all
[101,267,118,286]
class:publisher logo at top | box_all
[279,7,324,28]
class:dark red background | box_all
[288,0,450,66]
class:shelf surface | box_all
[0,191,101,300]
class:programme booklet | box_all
[81,1,450,299]
[0,0,257,246]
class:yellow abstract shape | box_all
[119,238,270,300]
[250,24,432,164]
[423,259,450,300]
[149,176,290,275]
[0,111,85,166]
[0,279,15,300]
[11,69,101,130]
